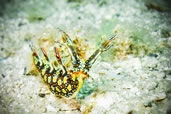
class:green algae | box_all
[77,80,97,99]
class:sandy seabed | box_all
[0,0,171,114]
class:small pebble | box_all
[1,74,5,78]
[38,93,46,98]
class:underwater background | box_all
[0,0,171,114]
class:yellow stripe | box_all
[41,69,46,75]
[63,76,68,84]
[62,89,66,93]
[56,87,61,92]
[67,85,72,91]
[47,76,51,83]
[52,76,57,83]
[44,75,47,82]
[72,75,76,81]
[57,79,62,85]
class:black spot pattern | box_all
[48,74,79,98]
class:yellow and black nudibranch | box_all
[29,29,116,99]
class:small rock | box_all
[1,74,5,78]
[149,53,158,58]
[153,93,166,102]
[38,93,46,98]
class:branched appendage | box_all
[57,28,81,70]
[54,47,67,76]
[29,42,60,82]
[84,35,116,71]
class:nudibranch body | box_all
[30,29,116,99]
